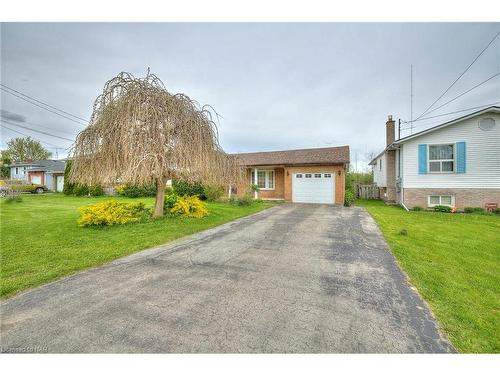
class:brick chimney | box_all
[386,115,395,146]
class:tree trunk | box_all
[153,177,166,218]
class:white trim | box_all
[252,169,275,191]
[427,143,455,174]
[395,106,500,144]
[427,195,455,207]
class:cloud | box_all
[1,109,26,123]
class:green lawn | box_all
[357,199,500,353]
[0,194,273,299]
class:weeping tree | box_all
[69,71,243,217]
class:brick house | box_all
[370,106,500,210]
[232,146,350,204]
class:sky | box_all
[1,23,499,169]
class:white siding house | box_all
[372,153,387,187]
[370,106,500,210]
[397,112,500,190]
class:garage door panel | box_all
[292,173,335,204]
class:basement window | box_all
[428,195,454,207]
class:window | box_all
[379,159,382,171]
[251,170,275,190]
[314,173,322,178]
[15,167,19,174]
[324,173,332,178]
[428,195,454,207]
[305,174,312,178]
[429,144,454,173]
[296,174,303,178]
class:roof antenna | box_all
[410,64,414,134]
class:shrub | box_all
[229,194,253,206]
[493,208,500,215]
[344,189,355,207]
[2,187,23,202]
[63,161,104,196]
[78,200,149,226]
[345,171,373,192]
[248,184,260,193]
[115,184,156,198]
[164,193,179,212]
[464,207,485,214]
[433,205,452,213]
[412,206,423,211]
[72,184,104,197]
[203,184,225,201]
[172,180,206,199]
[164,186,174,196]
[63,160,75,195]
[170,195,208,218]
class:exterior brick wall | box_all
[403,188,500,210]
[236,164,346,204]
[385,149,396,202]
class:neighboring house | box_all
[9,160,66,192]
[232,146,350,204]
[370,106,500,209]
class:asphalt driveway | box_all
[0,204,453,353]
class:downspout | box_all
[398,143,409,212]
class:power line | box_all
[1,119,75,142]
[1,124,67,149]
[421,72,500,117]
[0,86,88,127]
[415,30,500,120]
[1,109,79,136]
[400,101,500,130]
[0,83,89,123]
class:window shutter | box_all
[418,144,427,174]
[456,142,466,173]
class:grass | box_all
[356,199,500,353]
[0,194,274,299]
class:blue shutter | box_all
[418,144,427,174]
[456,142,466,173]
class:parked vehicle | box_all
[0,180,48,195]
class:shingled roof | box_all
[232,146,350,166]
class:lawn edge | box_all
[356,204,458,353]
[1,203,280,302]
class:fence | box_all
[356,184,380,199]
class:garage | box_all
[292,172,335,204]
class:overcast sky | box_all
[1,23,499,168]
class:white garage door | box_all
[56,175,64,192]
[292,172,335,204]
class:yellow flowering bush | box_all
[170,195,208,218]
[78,200,149,226]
